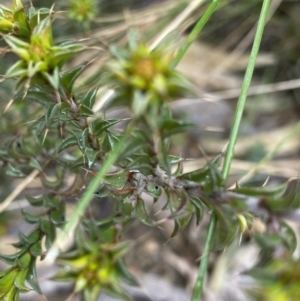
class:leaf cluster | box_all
[0,1,299,301]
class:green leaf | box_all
[52,267,78,282]
[58,135,78,153]
[22,210,41,224]
[103,132,119,152]
[3,35,30,60]
[213,208,239,250]
[79,104,94,116]
[28,158,42,172]
[51,44,86,67]
[26,195,43,207]
[121,203,133,216]
[14,269,30,292]
[229,198,249,213]
[118,129,150,161]
[26,259,41,293]
[104,169,129,189]
[169,155,184,164]
[27,61,47,78]
[83,285,102,301]
[161,119,194,137]
[2,286,19,301]
[0,269,17,295]
[22,88,52,106]
[135,197,154,226]
[13,9,30,37]
[115,260,139,286]
[159,138,171,176]
[91,119,119,137]
[81,128,89,151]
[0,253,18,266]
[45,102,69,127]
[110,241,133,261]
[61,65,85,92]
[17,252,31,270]
[131,90,149,116]
[144,183,162,198]
[266,189,300,212]
[41,169,63,189]
[19,230,39,244]
[12,241,25,249]
[171,219,182,238]
[30,241,42,257]
[180,155,220,182]
[44,222,56,250]
[254,232,282,249]
[168,189,187,214]
[97,226,117,243]
[6,164,25,178]
[126,153,152,174]
[70,156,85,169]
[233,182,287,198]
[42,67,60,90]
[85,148,100,168]
[40,219,51,234]
[279,222,297,254]
[75,228,98,253]
[50,207,65,225]
[5,60,27,78]
[170,204,194,237]
[28,8,50,30]
[189,196,204,224]
[80,89,98,109]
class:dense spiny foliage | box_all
[0,1,299,300]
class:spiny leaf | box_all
[22,210,41,224]
[233,182,287,198]
[26,260,41,293]
[104,169,129,189]
[115,260,139,286]
[279,222,297,254]
[189,196,204,224]
[91,119,120,137]
[80,89,98,109]
[61,65,85,92]
[30,241,42,257]
[14,268,31,292]
[26,195,43,207]
[58,135,78,153]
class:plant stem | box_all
[191,213,217,301]
[171,0,221,69]
[192,0,272,300]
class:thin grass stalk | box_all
[191,0,272,300]
[171,0,221,69]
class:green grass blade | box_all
[171,0,221,69]
[191,213,217,301]
[222,0,272,180]
[192,0,272,300]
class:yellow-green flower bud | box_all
[0,17,14,33]
[0,6,14,33]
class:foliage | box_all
[0,0,299,301]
